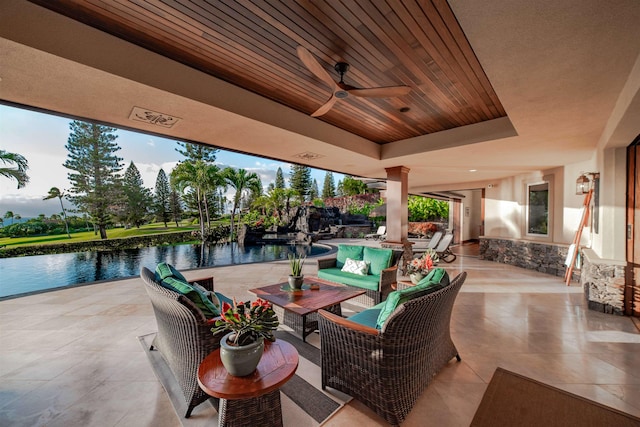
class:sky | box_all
[0,104,339,218]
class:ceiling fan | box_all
[296,46,411,117]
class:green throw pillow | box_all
[155,262,187,282]
[416,267,450,287]
[375,268,449,329]
[336,245,364,268]
[154,263,220,318]
[363,247,393,275]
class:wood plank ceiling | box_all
[29,0,506,144]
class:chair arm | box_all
[318,309,379,336]
[379,265,398,299]
[189,276,214,292]
[317,257,337,270]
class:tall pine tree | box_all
[63,121,122,239]
[289,164,311,202]
[322,171,336,198]
[121,161,151,227]
[175,141,218,163]
[309,179,319,200]
[169,189,183,227]
[154,169,171,227]
[274,167,285,189]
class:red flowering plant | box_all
[407,248,440,275]
[210,298,279,346]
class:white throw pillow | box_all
[341,257,370,275]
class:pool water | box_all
[0,243,330,298]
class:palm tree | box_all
[43,187,71,238]
[171,160,222,240]
[4,211,14,226]
[0,149,30,189]
[223,167,260,240]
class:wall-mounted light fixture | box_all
[576,172,600,233]
[575,172,599,195]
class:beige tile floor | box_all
[1,239,639,426]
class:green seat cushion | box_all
[154,263,221,318]
[363,247,393,275]
[336,245,364,268]
[348,301,386,329]
[375,268,450,329]
[317,268,380,291]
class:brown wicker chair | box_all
[318,271,467,426]
[140,267,225,418]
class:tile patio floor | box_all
[1,238,639,426]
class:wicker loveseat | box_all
[318,270,467,426]
[317,244,401,306]
[140,266,229,418]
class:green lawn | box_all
[0,222,199,248]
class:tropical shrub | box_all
[408,196,449,221]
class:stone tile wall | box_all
[581,249,626,315]
[479,237,570,278]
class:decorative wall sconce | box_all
[575,172,599,195]
[575,172,600,233]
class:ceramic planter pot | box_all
[409,272,424,285]
[288,275,304,290]
[219,332,264,376]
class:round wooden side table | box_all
[197,339,299,427]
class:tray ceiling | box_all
[29,0,506,144]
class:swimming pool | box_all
[0,242,331,299]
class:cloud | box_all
[0,194,73,218]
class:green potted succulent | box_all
[288,253,306,290]
[210,298,279,376]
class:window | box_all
[527,182,549,235]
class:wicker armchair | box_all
[318,271,467,426]
[140,267,225,418]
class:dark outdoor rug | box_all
[471,367,640,427]
[139,330,350,426]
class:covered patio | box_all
[1,241,639,426]
[1,0,640,424]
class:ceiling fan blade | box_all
[347,85,411,98]
[311,95,338,117]
[296,46,337,90]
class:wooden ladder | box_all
[564,189,593,285]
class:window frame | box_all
[526,180,550,238]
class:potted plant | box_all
[210,298,279,376]
[406,248,439,284]
[288,253,306,290]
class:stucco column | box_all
[382,166,413,274]
[384,166,410,243]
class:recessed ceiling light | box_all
[469,169,477,172]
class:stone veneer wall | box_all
[581,249,626,315]
[479,237,570,278]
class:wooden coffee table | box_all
[198,340,298,427]
[249,276,366,342]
